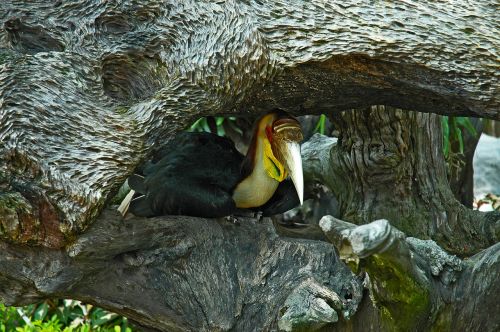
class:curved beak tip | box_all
[284,142,304,206]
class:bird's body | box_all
[123,112,303,218]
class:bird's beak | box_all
[282,141,304,205]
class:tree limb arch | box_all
[0,0,498,243]
[252,1,499,120]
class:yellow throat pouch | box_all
[263,139,287,182]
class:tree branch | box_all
[319,215,500,331]
[0,209,363,331]
[1,0,498,245]
[302,115,499,256]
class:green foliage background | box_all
[441,116,477,158]
[189,116,242,136]
[0,301,131,332]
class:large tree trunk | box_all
[321,106,498,256]
[1,1,499,331]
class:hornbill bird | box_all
[118,111,304,218]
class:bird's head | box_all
[258,111,304,204]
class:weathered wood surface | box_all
[301,107,499,256]
[1,2,499,330]
[1,0,499,246]
[0,209,364,332]
[0,207,497,331]
[320,216,500,332]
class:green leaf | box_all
[188,118,204,132]
[217,125,225,137]
[90,308,119,327]
[441,116,450,157]
[215,117,225,126]
[33,302,49,322]
[56,304,69,325]
[79,324,91,332]
[314,114,327,135]
[450,117,465,154]
[455,117,477,137]
[457,132,464,153]
[201,118,210,132]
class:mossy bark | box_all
[365,254,431,331]
[320,216,499,332]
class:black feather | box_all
[258,179,300,217]
[128,174,146,194]
[129,132,244,218]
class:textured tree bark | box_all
[0,209,363,332]
[1,1,499,331]
[483,120,500,137]
[308,106,498,256]
[320,216,500,332]
[1,0,499,246]
[1,209,497,331]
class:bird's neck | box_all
[232,136,283,208]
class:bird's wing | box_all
[129,132,244,218]
[129,179,237,218]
